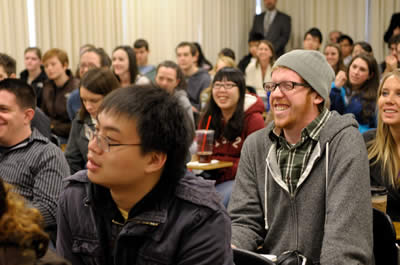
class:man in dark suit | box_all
[249,0,291,57]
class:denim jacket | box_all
[56,170,234,265]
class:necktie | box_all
[264,11,272,36]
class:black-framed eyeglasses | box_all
[88,129,141,153]
[213,82,237,90]
[263,81,310,93]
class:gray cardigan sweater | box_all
[228,111,373,264]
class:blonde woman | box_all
[363,69,400,220]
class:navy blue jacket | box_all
[56,170,234,265]
[329,84,376,133]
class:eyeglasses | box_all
[213,82,237,90]
[263,81,310,93]
[88,129,141,153]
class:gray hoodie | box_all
[228,111,374,264]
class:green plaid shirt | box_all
[270,108,331,194]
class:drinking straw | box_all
[201,115,212,152]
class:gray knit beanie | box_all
[272,49,335,106]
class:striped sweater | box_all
[0,128,70,227]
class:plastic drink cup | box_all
[195,130,214,163]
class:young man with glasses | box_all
[228,50,373,264]
[56,84,234,265]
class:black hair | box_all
[248,32,264,43]
[112,45,139,85]
[193,42,213,69]
[98,84,194,187]
[354,41,373,54]
[155,60,187,91]
[200,67,246,141]
[338,34,354,46]
[218,48,236,61]
[304,27,323,43]
[0,78,36,109]
[388,34,400,48]
[133,39,149,51]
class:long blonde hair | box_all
[367,69,400,188]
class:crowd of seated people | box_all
[0,7,400,263]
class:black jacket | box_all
[238,53,253,74]
[363,129,400,221]
[0,247,70,265]
[56,170,234,265]
[20,66,48,107]
[250,10,291,57]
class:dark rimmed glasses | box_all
[263,81,310,93]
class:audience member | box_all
[0,53,51,140]
[218,47,236,61]
[0,178,70,264]
[74,44,96,79]
[133,38,156,81]
[338,34,354,66]
[211,56,237,78]
[323,43,346,75]
[352,41,374,57]
[65,68,119,174]
[201,56,237,110]
[382,34,400,75]
[19,47,48,107]
[193,42,213,71]
[228,50,373,264]
[176,41,211,113]
[0,53,16,80]
[328,30,342,43]
[384,12,400,43]
[0,78,69,240]
[41,48,79,143]
[155,60,194,125]
[56,84,233,264]
[330,53,379,133]
[238,32,264,73]
[363,69,400,221]
[112,45,149,88]
[245,40,275,107]
[67,47,112,120]
[199,67,265,207]
[249,0,291,57]
[303,27,322,50]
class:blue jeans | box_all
[215,180,234,208]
